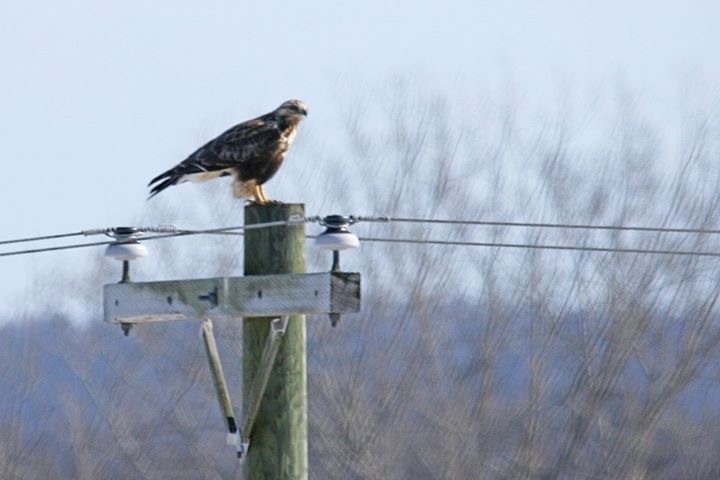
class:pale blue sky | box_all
[1,0,719,317]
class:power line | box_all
[0,216,320,248]
[3,214,717,249]
[4,214,720,259]
[3,233,719,259]
[0,227,180,246]
[386,216,720,235]
[357,236,720,258]
[0,239,120,258]
[198,231,720,258]
[0,231,86,246]
[0,218,317,258]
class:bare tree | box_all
[2,83,720,479]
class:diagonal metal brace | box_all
[200,319,240,448]
[238,316,288,460]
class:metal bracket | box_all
[237,316,289,461]
[200,319,239,450]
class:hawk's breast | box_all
[282,126,298,150]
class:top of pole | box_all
[244,203,306,276]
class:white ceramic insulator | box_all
[314,231,360,251]
[105,242,148,261]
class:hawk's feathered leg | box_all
[252,185,266,205]
[259,185,275,204]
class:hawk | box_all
[148,99,308,204]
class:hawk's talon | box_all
[246,199,282,206]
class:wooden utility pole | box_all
[243,203,308,480]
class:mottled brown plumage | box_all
[148,99,308,203]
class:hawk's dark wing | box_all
[147,116,282,198]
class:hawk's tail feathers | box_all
[147,171,179,199]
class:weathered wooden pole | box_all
[243,203,308,480]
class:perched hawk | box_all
[148,99,308,204]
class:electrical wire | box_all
[356,236,720,258]
[0,239,121,258]
[4,214,720,259]
[185,231,720,258]
[0,231,86,246]
[0,218,315,258]
[386,216,720,235]
[3,233,720,259]
[142,217,312,238]
[2,214,717,249]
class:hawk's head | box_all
[275,99,309,120]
